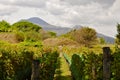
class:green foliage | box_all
[116,23,120,44]
[98,37,106,44]
[111,46,120,80]
[0,20,57,43]
[12,21,41,32]
[0,20,43,43]
[84,52,103,80]
[60,29,76,40]
[0,41,59,80]
[64,45,120,80]
[24,31,42,42]
[15,32,25,42]
[19,41,42,47]
[70,54,85,80]
[14,31,42,42]
[0,20,11,32]
[0,44,34,80]
[39,51,59,80]
[48,31,57,37]
[63,53,71,65]
[64,52,103,80]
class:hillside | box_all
[97,33,115,44]
[27,17,71,35]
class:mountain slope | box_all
[27,17,71,35]
[25,17,114,43]
[28,17,49,25]
[97,33,114,44]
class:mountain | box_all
[97,33,114,44]
[28,17,49,25]
[25,17,114,43]
[72,25,83,29]
[27,17,71,35]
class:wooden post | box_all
[103,47,111,80]
[92,64,96,80]
[31,60,40,80]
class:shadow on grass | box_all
[54,57,72,80]
[54,75,72,80]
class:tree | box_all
[61,29,76,40]
[98,37,106,44]
[74,27,97,47]
[0,20,11,32]
[48,31,56,37]
[116,23,120,44]
[12,21,42,32]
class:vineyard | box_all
[1,40,120,80]
[63,46,120,80]
[0,41,59,80]
[0,20,120,80]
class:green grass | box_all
[54,53,72,80]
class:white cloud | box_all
[46,1,66,15]
[0,4,18,16]
[0,0,46,8]
[62,0,114,8]
[0,0,119,37]
[109,0,120,21]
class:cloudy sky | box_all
[0,0,120,37]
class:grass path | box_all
[54,53,72,80]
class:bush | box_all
[12,21,41,32]
[0,20,11,32]
[24,31,42,42]
[0,42,59,80]
[15,32,25,42]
